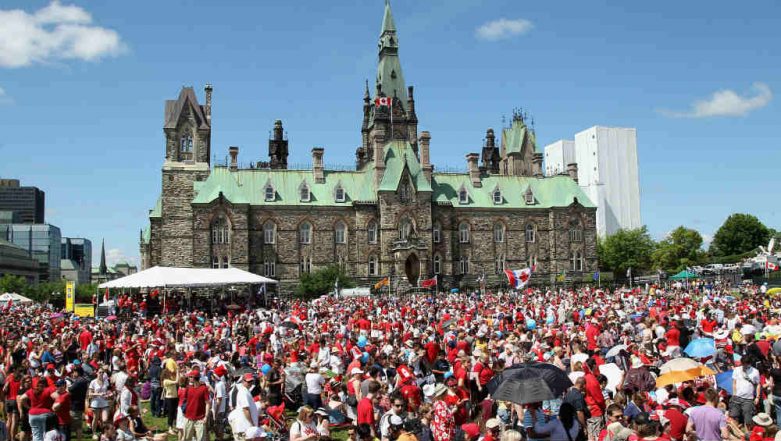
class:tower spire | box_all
[376,0,407,108]
[99,239,107,274]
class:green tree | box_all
[652,226,704,272]
[295,264,356,299]
[597,226,656,277]
[0,274,27,294]
[710,213,771,256]
[76,283,98,302]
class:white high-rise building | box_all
[544,126,641,237]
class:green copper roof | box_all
[376,1,407,107]
[381,0,396,33]
[503,118,537,155]
[141,225,150,244]
[432,174,595,209]
[379,141,432,192]
[192,166,378,206]
[149,196,162,218]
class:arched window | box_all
[569,220,583,242]
[525,224,536,243]
[571,252,583,271]
[432,222,441,243]
[299,222,312,244]
[300,183,311,202]
[334,221,346,244]
[459,256,469,274]
[263,221,276,244]
[264,185,275,202]
[458,187,469,204]
[493,223,505,243]
[367,220,378,244]
[335,186,346,203]
[433,254,441,274]
[368,255,378,276]
[211,216,230,244]
[399,218,413,241]
[459,222,470,243]
[494,254,505,274]
[493,188,502,205]
[212,256,219,268]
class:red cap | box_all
[243,373,255,382]
[461,423,480,440]
[187,370,200,378]
[46,363,55,370]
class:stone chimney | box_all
[466,153,481,187]
[204,84,213,123]
[228,146,238,170]
[312,147,325,183]
[374,135,385,189]
[420,131,432,182]
[567,162,579,183]
[532,152,543,178]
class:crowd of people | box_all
[0,281,780,441]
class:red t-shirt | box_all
[664,408,687,441]
[26,386,56,415]
[356,397,375,425]
[5,373,21,400]
[666,328,681,347]
[700,319,717,334]
[183,385,210,421]
[54,393,72,424]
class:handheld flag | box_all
[374,277,389,290]
[767,262,779,271]
[421,276,437,288]
[504,267,532,289]
[104,288,109,303]
[556,271,566,283]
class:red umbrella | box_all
[105,315,117,321]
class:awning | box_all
[0,292,35,303]
[669,270,698,280]
[98,266,277,289]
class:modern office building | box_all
[0,179,45,224]
[544,126,641,237]
[61,237,92,284]
[0,238,40,284]
[5,224,62,282]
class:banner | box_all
[65,281,75,311]
[74,304,94,318]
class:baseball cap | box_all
[243,373,256,382]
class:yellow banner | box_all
[65,281,75,311]
[74,304,94,318]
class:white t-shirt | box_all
[290,419,318,441]
[228,384,258,435]
[213,379,227,413]
[88,379,109,408]
[305,373,325,395]
[733,365,759,399]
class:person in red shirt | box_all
[3,367,23,439]
[182,370,210,441]
[584,359,606,441]
[662,399,688,441]
[357,381,379,436]
[21,376,56,441]
[51,379,72,441]
[700,316,718,336]
[666,321,681,349]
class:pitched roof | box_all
[432,174,595,209]
[149,196,162,218]
[503,118,537,155]
[379,140,432,192]
[164,87,209,130]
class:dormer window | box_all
[264,184,275,202]
[524,188,535,205]
[492,187,502,205]
[180,134,193,153]
[458,186,469,204]
[335,185,345,203]
[300,183,311,202]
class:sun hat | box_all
[422,384,436,398]
[753,413,773,427]
[315,408,329,417]
[486,418,501,430]
[389,415,403,427]
[432,383,448,397]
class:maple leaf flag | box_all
[504,267,533,289]
[374,97,391,108]
[767,261,779,271]
[421,277,437,288]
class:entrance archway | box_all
[405,254,420,285]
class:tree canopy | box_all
[597,226,656,277]
[710,213,771,256]
[295,264,356,299]
[652,226,704,272]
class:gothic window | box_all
[264,185,275,202]
[493,188,502,205]
[335,185,346,203]
[299,222,312,244]
[571,252,583,271]
[264,259,276,277]
[495,254,505,274]
[367,220,378,244]
[263,221,276,244]
[299,256,312,274]
[334,221,347,244]
[493,223,505,243]
[458,186,469,204]
[399,218,413,241]
[432,222,441,244]
[459,256,469,275]
[525,224,536,243]
[433,254,441,274]
[569,220,583,242]
[212,256,219,268]
[459,222,470,244]
[300,183,311,202]
[222,257,229,268]
[399,176,413,203]
[180,134,193,153]
[368,255,378,276]
[211,216,230,244]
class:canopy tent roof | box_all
[99,266,277,289]
[669,270,698,280]
[0,292,34,303]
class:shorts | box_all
[587,416,604,440]
[6,399,18,414]
[70,410,84,432]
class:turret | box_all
[481,128,500,174]
[268,120,288,169]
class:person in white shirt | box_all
[228,374,259,441]
[212,366,229,441]
[731,355,761,428]
[304,363,325,410]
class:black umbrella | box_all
[487,362,572,397]
[491,377,555,405]
[280,321,299,329]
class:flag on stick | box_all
[421,277,437,288]
[374,277,389,290]
[504,267,532,289]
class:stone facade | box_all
[140,2,598,293]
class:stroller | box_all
[284,363,305,408]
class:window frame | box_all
[335,186,346,203]
[493,188,502,205]
[300,184,311,202]
[368,255,378,276]
[458,187,469,204]
[458,222,470,244]
[367,221,378,244]
[300,256,312,274]
[525,224,536,243]
[334,222,346,244]
[433,254,441,274]
[299,222,312,244]
[459,256,469,274]
[264,185,275,202]
[263,221,276,244]
[264,259,276,277]
[493,223,505,243]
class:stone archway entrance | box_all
[405,253,420,285]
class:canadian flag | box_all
[374,96,391,108]
[420,277,437,288]
[767,262,779,271]
[504,267,533,289]
[104,288,110,303]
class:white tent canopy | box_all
[0,292,34,303]
[98,266,277,289]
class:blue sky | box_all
[1,0,779,266]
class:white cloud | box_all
[0,86,11,104]
[476,18,533,41]
[660,82,772,118]
[701,233,714,249]
[0,1,125,68]
[105,248,138,267]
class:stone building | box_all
[140,1,598,291]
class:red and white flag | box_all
[767,262,779,271]
[504,267,533,289]
[104,288,110,303]
[5,298,12,310]
[420,277,437,288]
[374,96,391,108]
